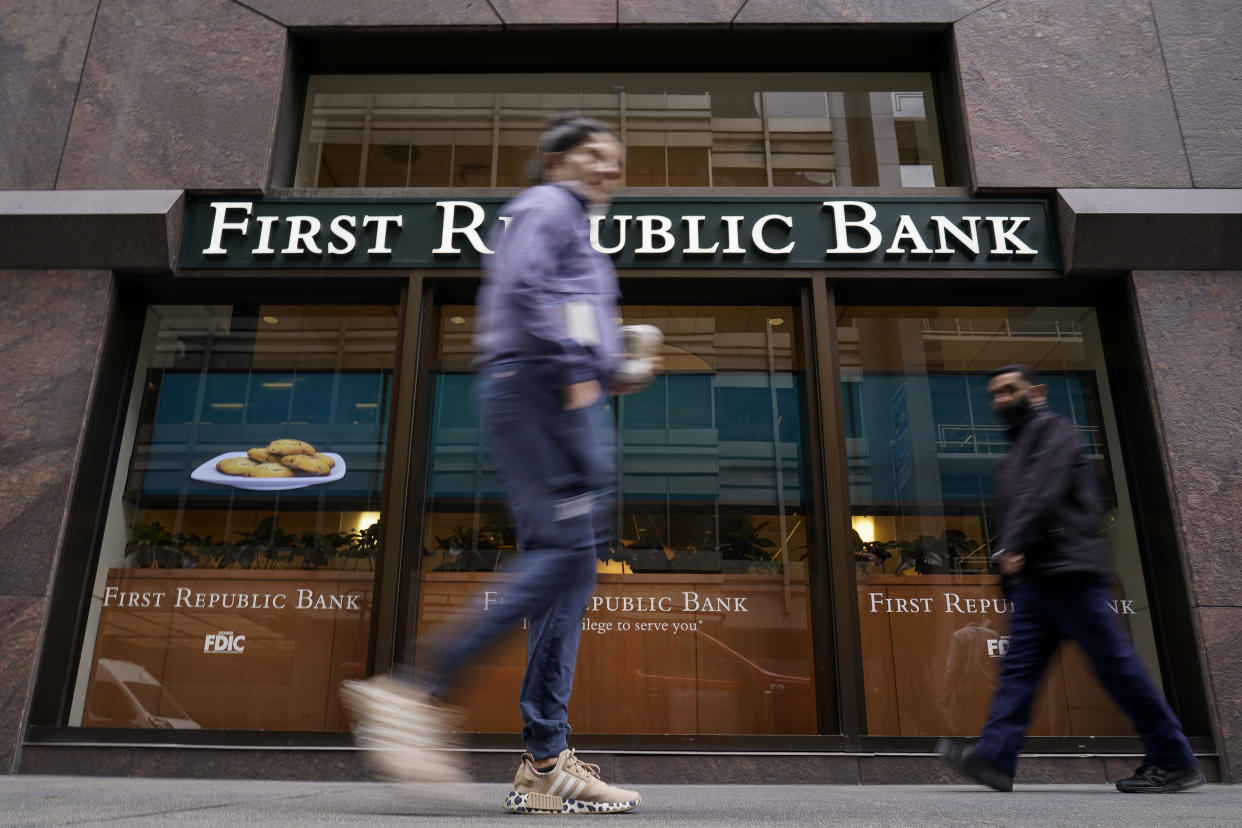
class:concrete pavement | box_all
[1,776,1240,826]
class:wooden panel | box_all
[413,572,818,735]
[857,575,1133,737]
[84,569,373,731]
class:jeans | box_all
[974,573,1196,776]
[424,360,614,759]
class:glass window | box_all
[71,304,399,731]
[413,302,818,735]
[839,306,1158,737]
[295,73,945,189]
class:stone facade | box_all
[0,0,1239,781]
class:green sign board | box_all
[179,196,1060,271]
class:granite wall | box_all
[1131,270,1242,782]
[0,269,112,773]
[2,1,1240,192]
[2,0,1242,781]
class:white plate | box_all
[190,452,347,491]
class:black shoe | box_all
[1115,763,1205,793]
[937,738,1013,792]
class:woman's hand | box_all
[614,356,663,395]
[563,379,602,410]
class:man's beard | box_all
[998,395,1032,426]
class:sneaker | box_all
[502,749,642,814]
[339,675,464,784]
[1116,763,1205,793]
[936,738,1014,792]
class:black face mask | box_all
[997,394,1032,426]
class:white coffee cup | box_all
[615,324,663,386]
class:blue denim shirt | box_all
[475,183,623,391]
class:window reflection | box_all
[296,73,944,189]
[414,303,818,736]
[72,305,398,732]
[841,306,1157,738]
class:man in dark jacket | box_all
[938,365,1202,793]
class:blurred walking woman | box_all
[342,114,647,815]
[466,114,645,814]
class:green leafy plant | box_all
[124,521,174,568]
[720,521,778,561]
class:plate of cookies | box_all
[191,439,346,491]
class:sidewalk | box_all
[1,776,1239,827]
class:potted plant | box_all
[124,521,177,568]
[720,521,779,573]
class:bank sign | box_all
[179,196,1060,271]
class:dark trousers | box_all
[974,573,1195,776]
[424,360,614,759]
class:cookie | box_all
[265,438,316,457]
[281,453,332,476]
[247,447,274,463]
[241,462,295,478]
[217,456,258,476]
[312,452,335,469]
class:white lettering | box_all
[281,215,322,255]
[590,215,630,254]
[296,588,313,610]
[175,587,193,608]
[362,215,402,254]
[932,215,982,254]
[988,216,1038,256]
[103,586,119,607]
[433,201,492,255]
[720,216,747,255]
[751,214,795,255]
[885,214,934,254]
[328,215,357,255]
[203,201,253,255]
[251,214,280,255]
[824,201,882,254]
[682,216,719,255]
[635,215,676,254]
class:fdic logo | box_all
[203,630,246,654]
[987,636,1011,658]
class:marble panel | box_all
[0,190,184,271]
[242,0,501,28]
[955,0,1190,189]
[490,1,616,27]
[735,0,994,24]
[620,0,745,26]
[0,270,112,598]
[0,596,46,774]
[1197,607,1242,783]
[0,0,97,189]
[1057,189,1242,273]
[1130,271,1242,608]
[1150,0,1242,187]
[56,0,286,190]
